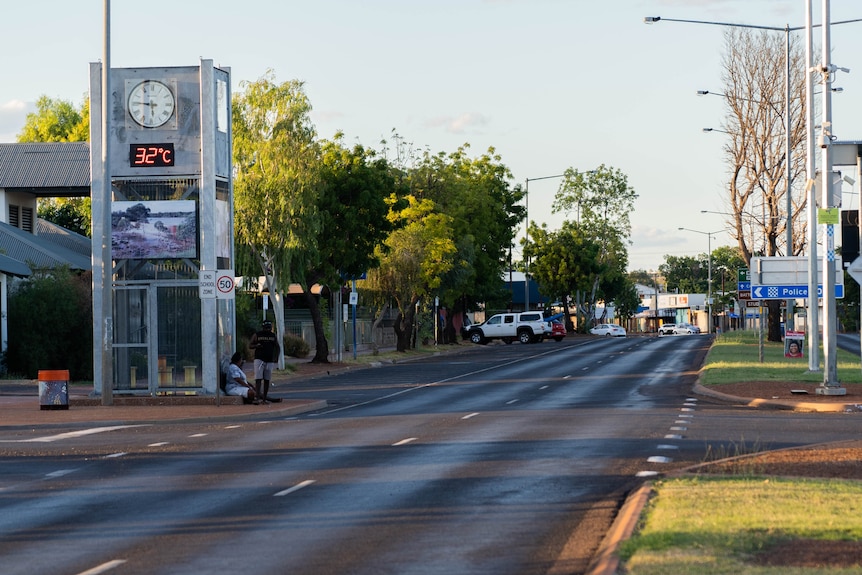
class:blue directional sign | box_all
[737,281,751,291]
[751,284,844,299]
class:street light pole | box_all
[679,227,723,334]
[524,173,566,311]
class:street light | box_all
[678,227,724,334]
[647,14,862,333]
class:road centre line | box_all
[392,437,418,446]
[75,559,127,575]
[189,433,208,437]
[462,413,479,420]
[274,479,316,497]
[506,399,519,405]
[148,442,169,447]
[45,469,78,478]
[105,452,127,458]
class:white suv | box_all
[465,312,547,344]
[658,323,676,336]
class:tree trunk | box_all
[304,288,330,363]
[393,301,418,352]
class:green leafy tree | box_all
[364,196,456,351]
[406,145,524,323]
[299,136,398,363]
[551,165,637,324]
[526,221,603,332]
[232,72,320,365]
[18,95,91,236]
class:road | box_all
[1,334,860,575]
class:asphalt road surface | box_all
[1,334,860,575]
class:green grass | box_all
[700,330,862,386]
[620,477,862,574]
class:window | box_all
[8,205,18,228]
[8,205,33,232]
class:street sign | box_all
[738,268,750,282]
[737,281,751,291]
[848,256,862,285]
[738,290,751,300]
[216,270,235,300]
[751,284,844,299]
[199,270,216,299]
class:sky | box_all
[3,0,862,272]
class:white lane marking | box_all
[506,399,519,405]
[636,471,660,477]
[670,426,687,431]
[680,407,695,412]
[189,433,208,438]
[664,434,683,439]
[15,425,148,443]
[678,414,694,418]
[45,469,78,479]
[224,425,242,429]
[148,442,169,447]
[647,456,673,463]
[683,403,697,407]
[674,420,689,424]
[657,444,679,450]
[686,398,698,402]
[274,479,316,497]
[76,560,127,575]
[105,452,126,459]
[392,437,417,446]
[540,385,550,390]
[564,375,572,379]
[462,413,479,420]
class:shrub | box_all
[282,332,310,358]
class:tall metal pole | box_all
[784,25,795,330]
[524,178,530,311]
[707,232,713,334]
[100,0,113,405]
[805,0,821,372]
[819,0,843,392]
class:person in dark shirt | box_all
[249,320,280,403]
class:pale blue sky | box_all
[3,0,862,271]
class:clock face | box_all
[128,80,175,128]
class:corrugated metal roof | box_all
[35,219,91,258]
[0,219,90,270]
[0,142,90,192]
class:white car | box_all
[590,323,626,337]
[658,323,676,336]
[673,323,701,335]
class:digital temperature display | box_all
[129,143,175,167]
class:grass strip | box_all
[700,330,862,386]
[620,476,862,574]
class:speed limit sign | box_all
[216,270,235,300]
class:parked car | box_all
[545,319,566,342]
[590,323,626,337]
[673,322,701,335]
[658,323,676,336]
[464,311,547,344]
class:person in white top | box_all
[224,352,258,404]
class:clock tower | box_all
[90,61,233,397]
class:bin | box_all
[38,369,69,410]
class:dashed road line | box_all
[392,437,418,446]
[274,479,316,497]
[76,559,127,575]
[462,413,479,420]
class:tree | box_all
[298,136,398,363]
[232,72,320,365]
[551,165,637,324]
[407,145,524,316]
[525,221,603,332]
[18,95,92,236]
[719,29,808,341]
[364,196,456,351]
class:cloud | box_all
[425,112,490,135]
[0,100,33,142]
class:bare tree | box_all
[718,29,810,341]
